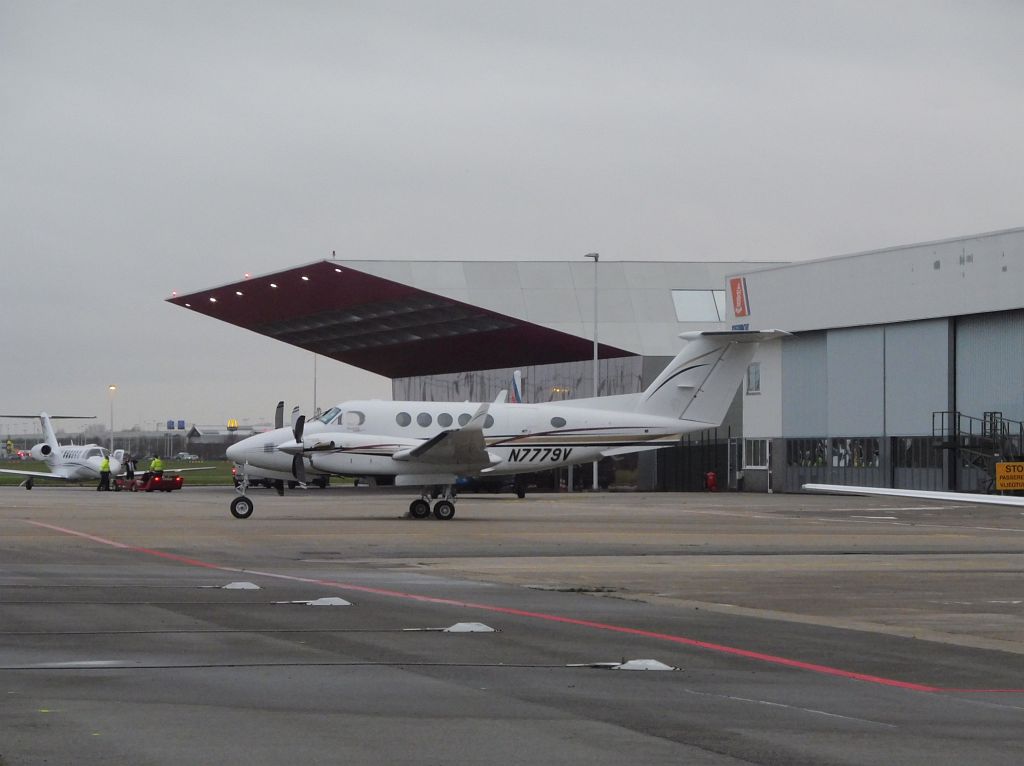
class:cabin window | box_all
[550,416,566,428]
[484,414,494,429]
[457,413,471,426]
[396,412,412,427]
[437,413,453,427]
[417,412,433,427]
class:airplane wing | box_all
[392,404,493,467]
[803,483,1024,508]
[0,468,71,481]
[119,467,216,476]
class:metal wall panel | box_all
[956,310,1024,422]
[827,327,885,436]
[781,332,827,436]
[884,319,951,435]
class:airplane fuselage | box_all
[227,398,689,484]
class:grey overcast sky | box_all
[2,0,1022,434]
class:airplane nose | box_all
[225,442,243,462]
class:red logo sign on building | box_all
[730,277,750,318]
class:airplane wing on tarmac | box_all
[803,483,1024,508]
[392,404,493,467]
[0,468,73,481]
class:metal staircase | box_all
[933,411,1024,489]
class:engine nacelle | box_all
[31,443,52,460]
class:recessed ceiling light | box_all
[301,276,310,281]
[270,283,278,288]
[334,268,342,273]
[235,291,243,296]
[184,303,191,307]
[209,297,217,303]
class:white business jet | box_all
[0,413,122,489]
[226,329,787,520]
[803,483,1024,507]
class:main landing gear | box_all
[408,486,456,520]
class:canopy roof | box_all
[168,260,631,378]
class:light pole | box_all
[584,252,599,490]
[107,384,117,452]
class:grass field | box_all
[0,459,236,487]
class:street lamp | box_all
[108,385,117,452]
[584,252,599,490]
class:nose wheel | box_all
[230,495,254,519]
[230,462,254,519]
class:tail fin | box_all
[636,330,788,424]
[38,413,62,455]
[511,370,524,403]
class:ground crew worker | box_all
[98,455,111,491]
[149,455,164,477]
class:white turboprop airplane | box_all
[803,483,1024,507]
[0,413,122,489]
[225,329,787,519]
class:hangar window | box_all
[484,414,494,429]
[831,438,879,468]
[671,289,726,322]
[437,413,453,427]
[396,412,411,427]
[417,412,433,427]
[458,413,472,426]
[894,437,942,469]
[743,439,769,469]
[787,438,829,467]
[550,416,566,428]
[745,362,761,394]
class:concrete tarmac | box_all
[1,486,1022,765]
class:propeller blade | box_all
[291,454,307,483]
[275,401,284,430]
[293,415,305,444]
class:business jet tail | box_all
[0,413,94,464]
[636,330,788,424]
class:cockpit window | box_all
[86,447,103,459]
[317,407,342,424]
[341,411,365,428]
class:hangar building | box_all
[171,226,1023,494]
[727,226,1024,494]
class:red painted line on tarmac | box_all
[22,520,1021,694]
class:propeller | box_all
[291,415,306,482]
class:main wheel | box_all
[432,500,455,520]
[230,496,254,519]
[409,498,431,519]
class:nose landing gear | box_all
[230,462,254,519]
